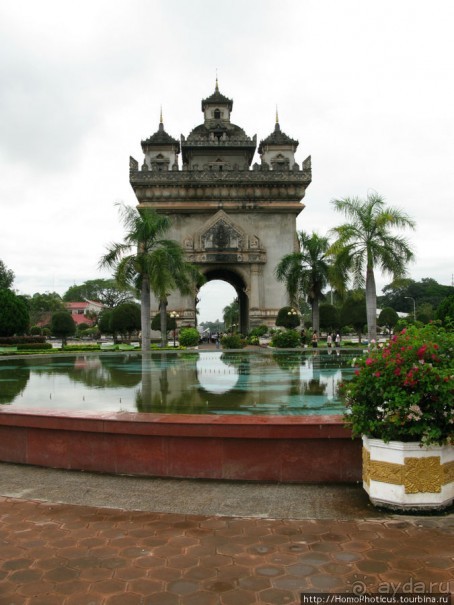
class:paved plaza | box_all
[0,462,452,604]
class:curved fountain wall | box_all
[0,409,361,482]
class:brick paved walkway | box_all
[1,494,453,605]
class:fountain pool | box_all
[1,350,356,414]
[0,350,362,482]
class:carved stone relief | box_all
[193,210,266,264]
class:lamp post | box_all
[287,307,298,326]
[404,297,416,321]
[170,311,179,347]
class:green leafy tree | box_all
[0,289,29,336]
[26,292,65,326]
[275,231,342,332]
[436,295,454,326]
[340,291,367,342]
[100,204,203,350]
[63,279,133,308]
[275,306,301,329]
[98,309,114,336]
[110,302,141,341]
[199,320,225,333]
[330,193,415,342]
[51,311,76,346]
[319,303,340,332]
[377,307,399,333]
[151,313,176,333]
[414,302,433,324]
[0,260,14,290]
[378,277,454,313]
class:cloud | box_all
[0,0,453,322]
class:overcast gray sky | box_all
[1,0,452,322]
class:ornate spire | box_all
[215,69,219,92]
[159,106,164,131]
[275,106,279,125]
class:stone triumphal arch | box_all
[129,82,312,332]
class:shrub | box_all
[249,325,268,338]
[275,306,300,329]
[221,334,246,349]
[271,329,300,348]
[17,343,53,351]
[247,335,260,345]
[30,326,42,336]
[343,324,454,446]
[178,327,200,347]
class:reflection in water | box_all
[0,351,358,415]
[0,359,30,404]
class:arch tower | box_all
[129,82,312,332]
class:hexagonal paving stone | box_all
[167,554,200,570]
[259,587,296,604]
[167,579,200,595]
[181,591,220,605]
[203,579,236,593]
[221,587,257,605]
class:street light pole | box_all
[170,311,179,347]
[404,297,416,321]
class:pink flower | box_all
[374,372,381,378]
[417,345,427,358]
[365,358,373,366]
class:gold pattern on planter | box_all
[369,459,403,486]
[404,456,442,494]
[362,447,371,486]
[443,460,454,485]
[365,447,454,494]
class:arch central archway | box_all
[200,268,249,334]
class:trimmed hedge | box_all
[0,335,46,345]
[62,344,101,351]
[17,343,53,351]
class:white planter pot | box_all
[362,436,454,511]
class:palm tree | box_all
[223,299,239,332]
[99,203,202,351]
[330,193,415,342]
[275,231,338,332]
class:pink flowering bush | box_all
[343,323,453,446]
